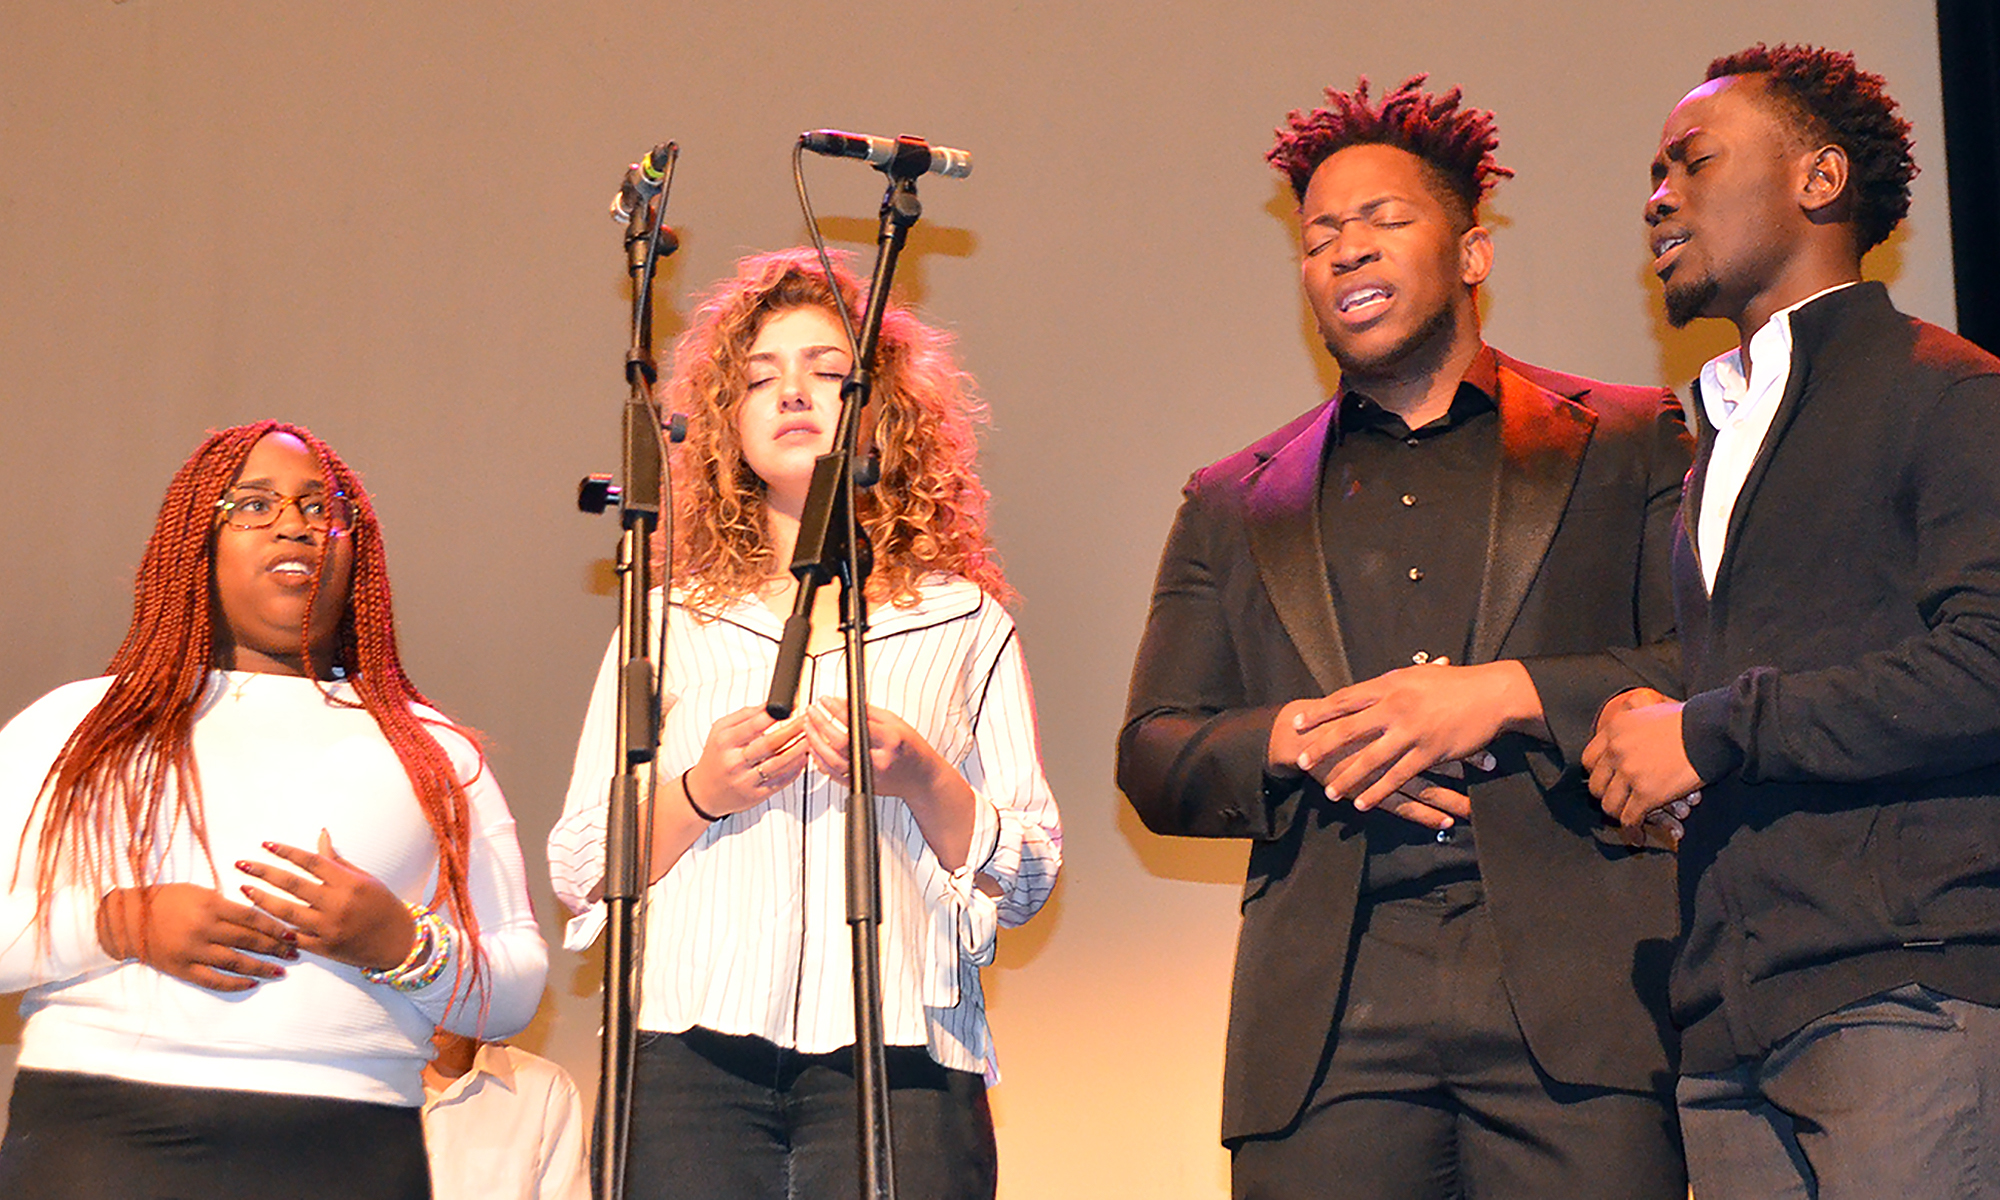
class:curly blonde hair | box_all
[662,247,1010,611]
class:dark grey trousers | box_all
[1679,983,2000,1200]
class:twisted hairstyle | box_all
[27,421,485,995]
[1268,74,1513,225]
[664,247,1010,613]
[1706,43,1917,253]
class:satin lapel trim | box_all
[1468,364,1596,663]
[1244,402,1353,693]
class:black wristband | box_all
[681,767,721,822]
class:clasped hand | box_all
[1582,687,1703,839]
[97,830,419,993]
[1271,660,1538,831]
[685,697,957,810]
[683,697,975,873]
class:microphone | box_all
[609,142,677,223]
[799,130,972,180]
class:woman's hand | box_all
[803,697,952,802]
[804,697,977,870]
[96,883,299,992]
[684,707,808,821]
[237,830,419,972]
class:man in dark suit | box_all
[1118,76,1691,1198]
[1587,44,2000,1199]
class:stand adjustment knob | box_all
[577,473,622,514]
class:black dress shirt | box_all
[1320,348,1500,891]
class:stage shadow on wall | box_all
[810,219,979,314]
[1115,795,1252,887]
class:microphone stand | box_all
[764,162,924,1200]
[578,143,679,1200]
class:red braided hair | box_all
[25,421,486,998]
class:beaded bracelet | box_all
[362,902,452,993]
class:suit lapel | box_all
[1467,361,1597,663]
[1244,403,1354,693]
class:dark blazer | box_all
[1670,282,2000,1073]
[1119,350,1690,1140]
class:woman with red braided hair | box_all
[0,422,547,1200]
[549,248,1061,1199]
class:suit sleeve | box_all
[1516,389,1692,767]
[1682,372,2000,784]
[1118,479,1301,842]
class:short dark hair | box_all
[1706,43,1917,253]
[1267,74,1512,225]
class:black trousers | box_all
[614,1027,997,1200]
[0,1068,431,1200]
[1231,880,1686,1200]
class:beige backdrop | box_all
[0,2,1953,1196]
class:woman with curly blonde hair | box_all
[550,248,1060,1199]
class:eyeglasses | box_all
[215,486,353,533]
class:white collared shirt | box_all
[1694,282,1859,592]
[422,1042,589,1200]
[547,576,1061,1083]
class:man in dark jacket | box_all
[1588,43,2000,1199]
[1120,76,1690,1198]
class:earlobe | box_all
[1459,226,1494,286]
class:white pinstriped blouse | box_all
[548,577,1061,1082]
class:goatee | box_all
[1664,274,1719,329]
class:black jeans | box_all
[616,1027,996,1200]
[0,1068,430,1200]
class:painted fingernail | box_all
[240,885,255,898]
[261,841,278,852]
[234,860,252,872]
[282,930,298,943]
[283,946,300,960]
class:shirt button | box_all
[1405,437,1420,448]
[1408,567,1425,582]
[1412,651,1431,664]
[1401,493,1418,507]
